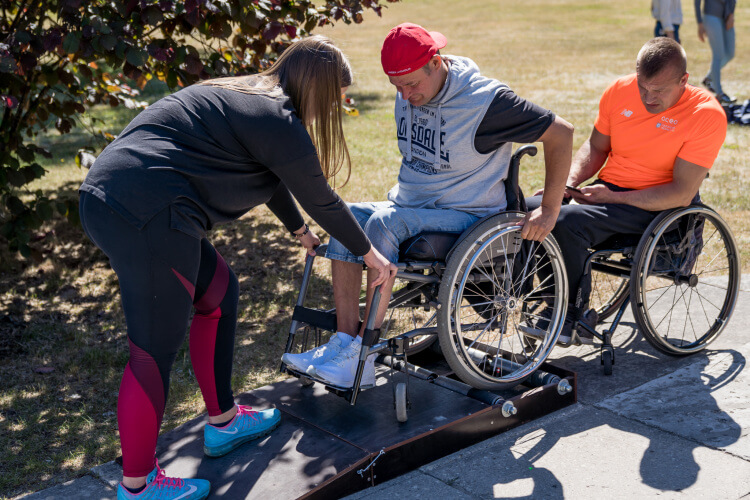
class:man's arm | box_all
[695,0,707,41]
[570,157,708,211]
[567,127,611,187]
[521,115,574,241]
[657,0,676,38]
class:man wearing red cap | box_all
[283,23,574,388]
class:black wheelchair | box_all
[280,144,741,419]
[577,199,741,375]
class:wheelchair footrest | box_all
[386,328,438,354]
[283,365,375,403]
[292,305,337,332]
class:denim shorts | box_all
[325,201,479,264]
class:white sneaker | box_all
[282,332,352,373]
[312,337,376,389]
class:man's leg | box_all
[331,258,399,338]
[332,259,366,336]
[313,204,478,387]
[356,204,478,336]
[526,195,657,314]
[361,266,399,334]
[282,202,388,373]
[703,14,728,95]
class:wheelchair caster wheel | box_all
[300,375,314,387]
[601,349,613,376]
[395,382,408,423]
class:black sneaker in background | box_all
[701,76,717,93]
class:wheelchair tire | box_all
[437,213,568,390]
[601,349,613,376]
[630,206,741,356]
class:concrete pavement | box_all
[21,278,750,500]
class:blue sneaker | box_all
[203,405,281,457]
[117,460,210,499]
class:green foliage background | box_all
[0,0,397,257]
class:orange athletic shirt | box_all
[594,74,726,190]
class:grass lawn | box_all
[1,0,748,497]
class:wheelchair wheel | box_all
[589,270,629,322]
[437,213,568,390]
[601,349,613,376]
[631,206,741,356]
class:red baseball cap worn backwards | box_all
[381,23,447,76]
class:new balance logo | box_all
[621,108,633,117]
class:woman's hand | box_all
[363,246,398,288]
[293,224,320,256]
[726,13,734,30]
[698,23,707,42]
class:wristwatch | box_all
[293,223,309,238]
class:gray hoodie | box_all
[388,56,513,216]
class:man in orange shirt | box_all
[525,37,727,344]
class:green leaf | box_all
[62,32,81,54]
[126,47,147,67]
[36,201,53,220]
[115,39,127,59]
[30,163,46,178]
[19,243,31,258]
[15,31,31,43]
[166,69,178,88]
[7,169,25,187]
[21,166,38,183]
[100,34,117,51]
[29,163,46,178]
[17,146,35,162]
[142,6,164,26]
[21,211,42,229]
[66,200,80,225]
[7,196,25,215]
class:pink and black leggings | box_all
[80,192,239,478]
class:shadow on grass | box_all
[0,182,340,497]
[346,91,389,114]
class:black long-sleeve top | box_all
[80,83,371,257]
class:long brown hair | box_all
[202,36,353,188]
